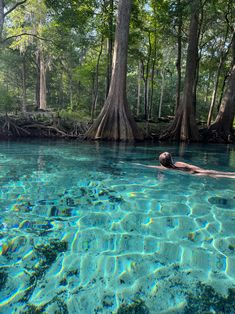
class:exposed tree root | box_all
[160,111,200,142]
[0,115,89,139]
[200,126,235,143]
[23,124,75,137]
[1,115,31,137]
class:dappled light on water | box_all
[0,140,235,313]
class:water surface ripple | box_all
[0,141,235,313]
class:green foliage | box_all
[0,86,18,113]
[59,108,90,122]
[45,0,97,31]
[0,0,234,126]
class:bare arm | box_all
[127,161,235,178]
[131,163,165,170]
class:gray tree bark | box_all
[85,0,142,141]
[39,49,47,110]
[105,0,113,98]
[136,61,142,116]
[161,0,200,141]
[21,54,27,112]
[158,70,165,119]
[208,31,235,141]
[175,0,182,111]
[207,21,232,126]
[0,0,4,42]
[91,38,103,122]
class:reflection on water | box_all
[0,140,235,313]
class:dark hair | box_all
[159,152,174,167]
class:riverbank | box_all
[0,113,234,143]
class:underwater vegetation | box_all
[116,299,149,314]
[185,283,235,314]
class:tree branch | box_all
[4,0,27,17]
[4,32,55,44]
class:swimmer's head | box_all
[159,152,174,168]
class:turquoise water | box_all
[0,140,235,313]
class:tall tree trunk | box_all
[0,0,4,42]
[207,23,232,126]
[149,26,157,121]
[217,70,229,111]
[68,69,73,108]
[105,0,114,97]
[39,49,47,110]
[149,64,155,120]
[204,71,212,104]
[142,60,149,121]
[35,76,40,109]
[208,31,235,142]
[136,61,142,116]
[91,39,103,122]
[85,0,142,141]
[158,70,165,118]
[161,0,200,141]
[192,0,203,115]
[175,0,182,111]
[141,32,151,121]
[207,62,223,126]
[21,54,27,112]
[35,52,40,109]
[192,55,200,113]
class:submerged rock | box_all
[0,269,8,291]
[208,196,235,209]
[34,239,68,267]
[116,300,149,314]
[25,297,69,314]
[49,206,59,217]
[24,304,45,314]
[185,283,235,314]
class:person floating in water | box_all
[154,152,235,178]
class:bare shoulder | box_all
[175,161,203,172]
[175,161,192,167]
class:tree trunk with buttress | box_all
[207,31,235,142]
[85,0,143,141]
[207,21,232,126]
[160,0,200,141]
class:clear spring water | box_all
[0,140,235,314]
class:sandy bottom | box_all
[0,142,235,313]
